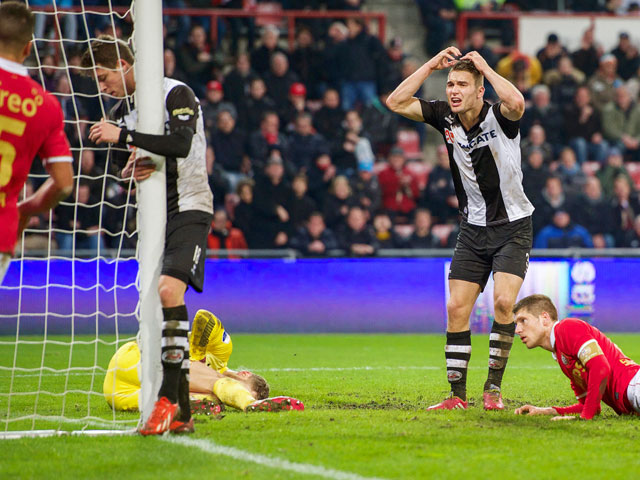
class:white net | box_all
[0,0,160,436]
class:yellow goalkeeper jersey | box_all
[103,310,233,411]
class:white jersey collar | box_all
[0,57,28,77]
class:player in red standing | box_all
[512,294,640,420]
[0,1,74,284]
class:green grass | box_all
[2,333,640,479]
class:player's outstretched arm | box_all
[17,161,74,236]
[386,46,461,122]
[461,51,525,121]
[514,405,558,416]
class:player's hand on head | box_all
[428,46,462,71]
[88,119,122,144]
[460,51,490,74]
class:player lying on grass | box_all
[512,294,640,420]
[104,310,303,427]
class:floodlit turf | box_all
[1,333,640,479]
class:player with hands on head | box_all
[387,47,532,411]
[82,35,214,435]
[0,1,73,284]
[513,294,640,421]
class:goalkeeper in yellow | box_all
[104,310,304,420]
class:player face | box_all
[446,70,483,114]
[95,60,131,98]
[514,310,545,349]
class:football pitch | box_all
[1,333,639,479]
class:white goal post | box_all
[0,0,165,438]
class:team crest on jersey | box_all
[444,128,455,144]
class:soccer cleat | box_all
[190,310,218,360]
[139,396,179,436]
[169,417,195,434]
[190,397,225,417]
[246,396,305,412]
[426,393,468,411]
[483,389,504,410]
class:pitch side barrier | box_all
[30,5,386,54]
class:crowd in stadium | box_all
[20,0,640,255]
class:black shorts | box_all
[448,216,533,291]
[162,210,213,293]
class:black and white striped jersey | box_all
[420,100,534,227]
[110,78,213,217]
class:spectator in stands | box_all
[223,53,258,110]
[18,181,54,252]
[233,180,255,247]
[372,211,405,249]
[178,24,217,99]
[521,124,553,165]
[39,54,57,93]
[202,80,237,134]
[219,0,256,56]
[534,175,576,234]
[536,33,568,71]
[307,152,337,208]
[379,37,406,94]
[240,78,277,135]
[564,85,608,165]
[290,27,323,100]
[337,205,379,256]
[544,55,584,108]
[571,26,601,79]
[321,22,348,91]
[378,147,420,223]
[324,174,359,230]
[556,147,587,197]
[290,174,317,228]
[588,54,623,112]
[610,174,640,246]
[622,214,640,248]
[55,75,87,147]
[519,146,545,205]
[415,0,457,57]
[210,109,249,191]
[264,52,300,119]
[611,32,640,81]
[533,210,593,249]
[350,161,382,216]
[56,183,105,255]
[406,208,440,249]
[248,112,289,173]
[164,48,187,84]
[462,28,497,69]
[281,82,310,132]
[289,211,339,257]
[332,110,374,177]
[420,144,458,224]
[250,25,287,76]
[602,85,640,162]
[597,147,634,198]
[340,17,386,110]
[251,153,293,249]
[520,84,563,152]
[206,146,230,212]
[573,177,615,249]
[496,51,543,95]
[288,112,327,173]
[314,88,345,141]
[207,209,248,258]
[77,149,104,199]
[361,91,400,157]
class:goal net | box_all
[0,0,165,438]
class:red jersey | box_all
[552,318,640,416]
[0,57,72,254]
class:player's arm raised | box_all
[461,51,525,121]
[386,46,461,121]
[17,161,74,236]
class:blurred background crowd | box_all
[20,0,640,256]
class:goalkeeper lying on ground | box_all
[103,310,304,414]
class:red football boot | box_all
[427,393,468,411]
[247,396,305,412]
[483,389,504,410]
[169,417,195,434]
[139,396,179,436]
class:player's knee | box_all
[158,283,179,307]
[493,295,515,319]
[447,298,469,325]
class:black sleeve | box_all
[119,85,198,158]
[492,102,520,140]
[419,99,449,130]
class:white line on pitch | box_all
[165,436,388,480]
